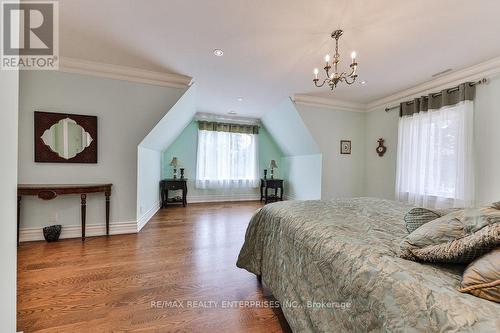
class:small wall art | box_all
[340,140,351,154]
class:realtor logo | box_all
[1,1,58,70]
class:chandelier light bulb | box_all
[351,51,357,59]
[325,54,330,63]
[313,68,319,75]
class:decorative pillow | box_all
[458,247,500,303]
[492,201,500,210]
[400,207,500,263]
[404,207,462,233]
[404,208,441,233]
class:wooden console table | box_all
[17,184,112,244]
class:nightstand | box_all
[260,178,284,204]
[160,178,187,208]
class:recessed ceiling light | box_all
[228,110,237,115]
[361,80,367,85]
[237,97,243,102]
[213,49,224,57]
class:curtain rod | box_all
[384,78,487,112]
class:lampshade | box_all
[169,157,178,167]
[269,160,278,169]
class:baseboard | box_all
[187,193,260,203]
[137,201,160,231]
[19,220,137,242]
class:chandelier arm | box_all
[347,65,358,78]
[344,75,356,85]
[314,79,327,88]
[325,66,332,79]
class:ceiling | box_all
[59,0,500,117]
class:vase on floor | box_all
[43,225,62,242]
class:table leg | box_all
[17,196,21,246]
[280,185,284,201]
[260,182,264,202]
[105,191,110,236]
[165,189,168,208]
[183,185,187,207]
[81,194,87,241]
[160,183,165,208]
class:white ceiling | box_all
[59,0,500,117]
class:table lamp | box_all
[170,157,179,179]
[269,160,278,179]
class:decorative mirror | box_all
[34,111,98,163]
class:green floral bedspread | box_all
[236,198,500,332]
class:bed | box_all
[236,198,500,332]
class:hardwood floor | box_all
[17,201,292,333]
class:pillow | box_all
[400,207,500,263]
[404,207,462,233]
[458,247,500,303]
[492,201,500,210]
[404,208,441,233]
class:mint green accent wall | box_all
[162,121,283,200]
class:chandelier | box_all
[313,30,358,90]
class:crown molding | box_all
[293,56,500,113]
[293,94,366,112]
[58,57,192,89]
[366,56,500,112]
[57,55,500,110]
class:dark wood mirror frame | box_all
[34,111,98,163]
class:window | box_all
[196,126,259,189]
[395,101,475,208]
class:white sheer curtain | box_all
[196,130,259,189]
[395,101,475,208]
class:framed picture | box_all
[340,140,351,154]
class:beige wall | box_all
[0,68,19,331]
[18,71,185,236]
[296,104,366,199]
[364,76,500,205]
[363,107,399,199]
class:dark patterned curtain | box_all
[198,121,259,134]
[400,82,476,117]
